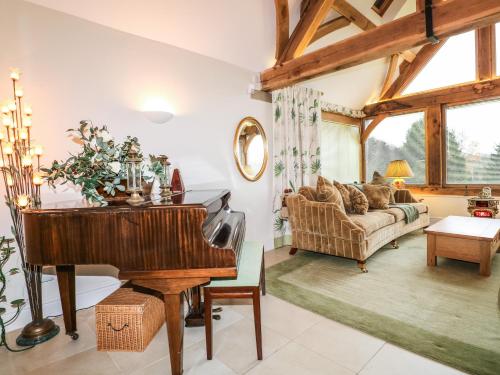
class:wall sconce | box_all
[143,110,174,124]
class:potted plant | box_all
[44,121,143,205]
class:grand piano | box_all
[23,189,245,375]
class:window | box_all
[445,100,500,184]
[320,121,360,183]
[365,112,426,184]
[403,31,476,95]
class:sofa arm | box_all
[286,194,365,242]
[394,189,419,204]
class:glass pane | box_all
[403,31,476,95]
[496,23,500,76]
[446,100,500,184]
[365,112,426,184]
[320,121,360,183]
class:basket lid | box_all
[96,288,160,314]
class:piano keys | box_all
[23,189,245,375]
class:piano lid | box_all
[23,189,229,213]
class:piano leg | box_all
[55,265,78,340]
[163,293,184,374]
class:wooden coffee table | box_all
[424,216,500,276]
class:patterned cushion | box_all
[298,186,317,201]
[316,176,345,212]
[334,181,352,212]
[362,184,391,209]
[370,171,396,204]
[345,184,369,215]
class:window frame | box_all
[442,100,500,190]
[362,109,428,186]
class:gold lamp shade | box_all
[385,160,414,189]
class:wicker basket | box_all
[96,288,165,352]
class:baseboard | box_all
[5,275,120,333]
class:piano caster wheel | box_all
[70,333,79,340]
[212,307,223,313]
[213,314,221,320]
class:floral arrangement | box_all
[0,236,26,351]
[44,120,142,205]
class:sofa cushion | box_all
[346,184,369,215]
[298,186,317,201]
[370,171,396,204]
[316,176,345,213]
[349,211,395,236]
[362,184,391,209]
[334,181,352,212]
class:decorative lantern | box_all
[125,149,144,204]
[157,155,172,202]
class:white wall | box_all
[0,0,272,328]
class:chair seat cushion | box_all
[349,211,395,236]
[206,241,263,288]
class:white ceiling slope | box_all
[25,0,414,108]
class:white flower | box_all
[100,130,113,143]
[110,161,121,174]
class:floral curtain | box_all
[272,86,322,247]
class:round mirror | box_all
[233,117,268,181]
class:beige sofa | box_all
[286,189,430,272]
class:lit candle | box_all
[1,106,8,115]
[19,129,28,140]
[33,145,43,156]
[2,117,12,127]
[7,102,16,112]
[24,105,32,116]
[16,195,30,208]
[21,154,32,167]
[0,159,4,168]
[0,131,4,141]
[3,142,13,155]
[33,172,44,186]
[10,70,20,81]
[6,174,13,186]
[15,87,24,98]
[23,117,32,127]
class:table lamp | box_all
[385,160,414,189]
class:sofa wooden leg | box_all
[390,240,399,249]
[289,247,298,255]
[357,261,368,273]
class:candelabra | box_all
[0,69,59,346]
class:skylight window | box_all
[403,31,476,95]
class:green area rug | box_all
[266,232,500,375]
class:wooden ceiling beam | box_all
[278,0,334,63]
[333,0,376,31]
[476,25,496,81]
[372,0,395,17]
[361,114,388,143]
[380,54,400,98]
[363,76,500,116]
[261,0,500,92]
[381,40,447,100]
[310,16,351,44]
[274,0,290,60]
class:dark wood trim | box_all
[372,0,395,17]
[119,267,237,280]
[425,106,442,185]
[409,186,500,196]
[278,0,333,63]
[364,77,500,116]
[55,265,76,337]
[476,25,496,81]
[322,111,362,126]
[274,0,290,60]
[261,0,500,91]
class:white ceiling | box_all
[25,0,416,108]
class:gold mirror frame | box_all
[233,117,268,182]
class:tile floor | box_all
[1,247,468,374]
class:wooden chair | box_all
[204,241,265,360]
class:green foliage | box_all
[43,120,142,205]
[274,161,285,177]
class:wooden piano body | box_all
[23,189,245,375]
